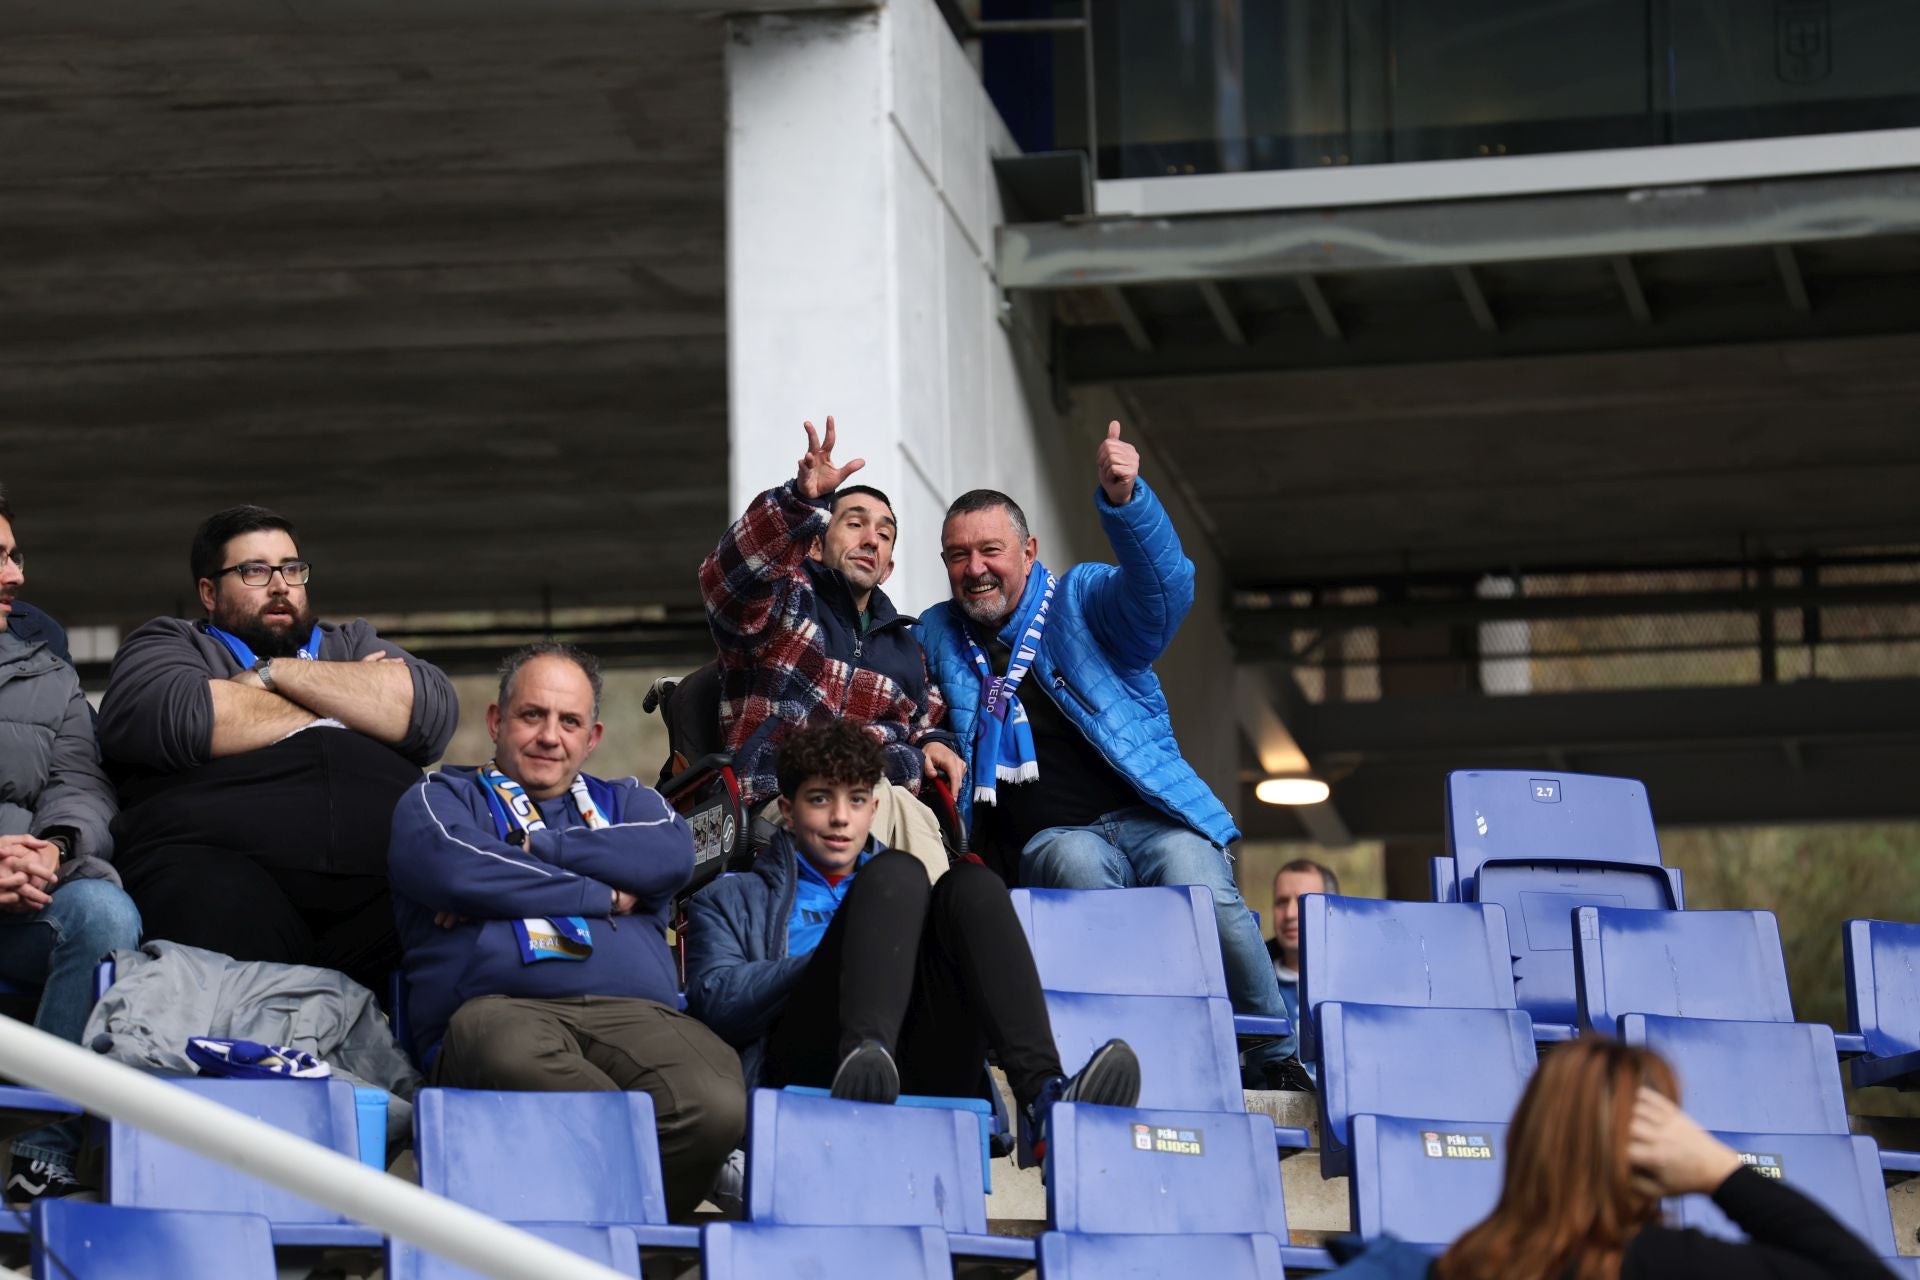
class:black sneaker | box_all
[1027,1038,1142,1162]
[6,1159,87,1206]
[829,1039,900,1105]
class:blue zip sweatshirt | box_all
[684,829,883,1087]
[387,765,694,1064]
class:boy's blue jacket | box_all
[684,828,882,1087]
[388,765,693,1063]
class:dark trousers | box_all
[433,994,748,1220]
[118,847,398,997]
[762,852,1062,1109]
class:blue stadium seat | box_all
[413,1088,695,1249]
[1573,906,1795,1036]
[1297,895,1516,1061]
[1666,1131,1899,1258]
[106,1077,376,1247]
[1316,1003,1536,1178]
[32,1202,276,1280]
[1037,988,1242,1113]
[1011,886,1292,1042]
[1348,1114,1507,1249]
[1620,1014,1848,1136]
[1036,1230,1287,1279]
[1845,918,1920,1088]
[1440,770,1683,1038]
[387,1225,642,1279]
[1044,1102,1327,1273]
[783,1085,995,1187]
[702,1223,950,1279]
[744,1088,1031,1263]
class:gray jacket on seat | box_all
[0,629,117,884]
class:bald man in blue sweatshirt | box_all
[388,643,744,1218]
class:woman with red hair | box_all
[1437,1037,1894,1279]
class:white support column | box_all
[727,0,1024,612]
[725,0,1247,821]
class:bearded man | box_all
[97,506,456,991]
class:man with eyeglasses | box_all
[97,505,457,992]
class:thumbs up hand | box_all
[1096,420,1139,506]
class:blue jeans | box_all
[0,879,142,1168]
[1020,806,1297,1072]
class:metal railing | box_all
[0,1018,631,1280]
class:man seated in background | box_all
[916,421,1296,1086]
[1268,859,1339,1082]
[700,416,964,880]
[0,492,142,1204]
[388,643,744,1220]
[96,505,457,993]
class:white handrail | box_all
[0,1017,635,1280]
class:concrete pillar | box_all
[726,0,1053,614]
[724,0,1244,815]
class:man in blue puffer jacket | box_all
[916,421,1296,1083]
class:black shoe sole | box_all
[830,1041,901,1105]
[1064,1039,1141,1110]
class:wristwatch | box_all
[253,658,277,691]
[44,830,73,863]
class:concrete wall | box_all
[726,0,1243,822]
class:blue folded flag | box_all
[186,1038,332,1080]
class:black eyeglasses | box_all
[213,560,311,588]
[0,551,21,572]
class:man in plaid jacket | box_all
[699,417,964,879]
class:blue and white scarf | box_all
[207,622,325,668]
[479,763,607,965]
[961,564,1057,806]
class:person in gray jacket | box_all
[97,505,457,995]
[0,494,142,1204]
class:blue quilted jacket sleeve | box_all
[1077,478,1196,674]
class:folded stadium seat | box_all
[1439,770,1684,1041]
[387,1224,642,1279]
[1296,895,1517,1062]
[702,1223,951,1279]
[412,1089,695,1250]
[1010,886,1302,1147]
[1664,1130,1911,1270]
[32,1202,276,1280]
[1012,886,1294,1043]
[1316,1003,1537,1179]
[1620,1013,1851,1137]
[106,1077,377,1247]
[1036,1230,1287,1279]
[1346,1114,1508,1251]
[1044,1101,1328,1273]
[744,1088,1032,1263]
[1572,905,1796,1037]
[781,1085,996,1187]
[1844,918,1920,1088]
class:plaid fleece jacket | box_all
[700,482,955,807]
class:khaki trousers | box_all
[433,994,746,1219]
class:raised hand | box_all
[1096,420,1139,506]
[796,416,867,501]
[1626,1086,1742,1197]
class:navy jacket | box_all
[388,765,694,1063]
[684,829,883,1087]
